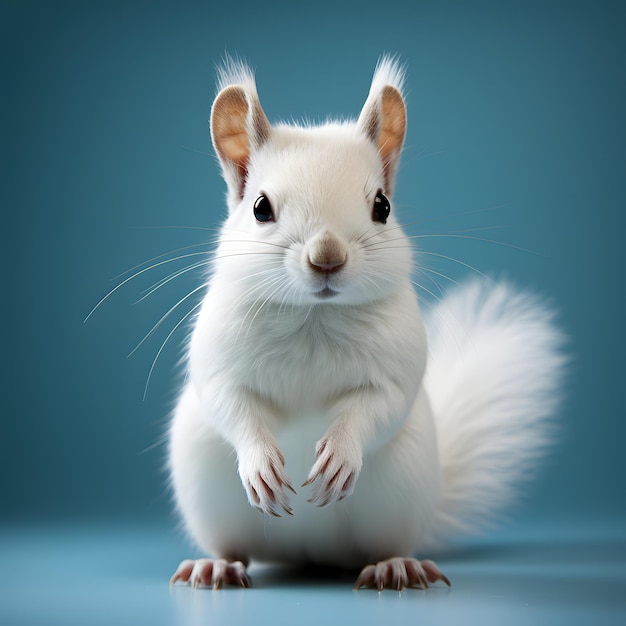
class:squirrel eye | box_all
[372,190,390,224]
[253,194,275,223]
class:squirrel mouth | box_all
[315,286,339,299]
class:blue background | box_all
[1,1,625,624]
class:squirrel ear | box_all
[211,79,270,200]
[357,59,407,196]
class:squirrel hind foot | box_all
[353,557,451,591]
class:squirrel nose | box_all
[307,230,347,274]
[308,257,346,274]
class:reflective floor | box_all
[1,520,624,626]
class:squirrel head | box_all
[209,57,411,307]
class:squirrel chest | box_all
[190,289,424,414]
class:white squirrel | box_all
[168,56,564,591]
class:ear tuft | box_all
[368,55,406,99]
[357,56,407,196]
[216,55,258,94]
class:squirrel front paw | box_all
[238,440,296,517]
[302,432,362,507]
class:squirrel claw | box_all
[353,557,450,591]
[170,558,251,590]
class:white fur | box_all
[168,57,564,569]
[424,280,566,538]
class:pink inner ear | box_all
[211,85,253,199]
[211,83,271,201]
[377,86,406,194]
[219,134,249,199]
[219,133,250,166]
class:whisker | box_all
[416,267,444,296]
[137,225,220,233]
[356,222,385,245]
[233,273,284,318]
[408,280,464,354]
[363,245,413,253]
[138,433,169,456]
[418,250,493,283]
[212,251,286,261]
[179,145,212,158]
[213,237,293,252]
[84,251,213,323]
[228,270,287,324]
[235,240,291,251]
[410,278,444,304]
[443,225,508,234]
[143,300,204,400]
[363,231,538,256]
[137,260,212,303]
[301,304,315,326]
[129,283,206,358]
[362,235,411,249]
[277,278,300,318]
[126,228,290,278]
[113,242,216,280]
[244,280,289,341]
[357,219,420,247]
[361,272,382,292]
[356,202,515,247]
[222,224,300,248]
[402,147,446,163]
[127,246,285,307]
[407,233,542,256]
[417,266,461,288]
[236,276,286,342]
[230,264,286,286]
[394,202,514,231]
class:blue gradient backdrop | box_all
[2,0,624,534]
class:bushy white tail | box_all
[423,280,566,539]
